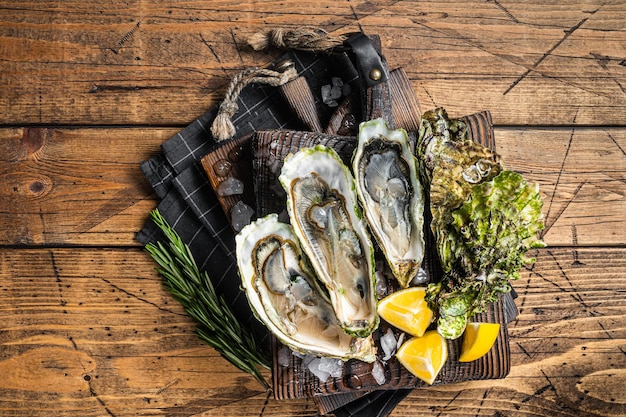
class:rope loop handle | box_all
[211,64,298,141]
[212,26,354,141]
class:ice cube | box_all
[321,84,338,107]
[380,328,397,361]
[212,159,232,177]
[307,357,331,382]
[318,357,343,378]
[292,351,305,360]
[330,85,342,100]
[218,176,244,196]
[277,346,292,367]
[321,84,332,102]
[372,360,386,385]
[231,201,254,232]
[411,267,429,285]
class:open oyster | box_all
[353,118,425,288]
[279,145,379,338]
[236,214,377,362]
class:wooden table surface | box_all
[1,1,625,416]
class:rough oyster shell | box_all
[279,145,379,338]
[417,108,501,215]
[353,118,425,288]
[417,108,502,273]
[236,214,377,362]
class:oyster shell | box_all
[353,118,425,288]
[236,214,377,362]
[279,145,379,338]
[417,108,545,339]
[417,108,503,275]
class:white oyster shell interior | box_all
[279,145,379,338]
[353,118,425,288]
[236,214,376,362]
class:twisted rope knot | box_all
[248,27,347,53]
[211,26,347,141]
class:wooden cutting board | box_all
[248,111,513,401]
[199,67,514,405]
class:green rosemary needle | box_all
[145,209,271,388]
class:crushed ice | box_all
[321,77,347,107]
[372,360,386,385]
[318,357,344,378]
[380,328,397,361]
[375,260,389,299]
[411,267,429,285]
[218,176,244,196]
[212,159,232,177]
[293,352,344,383]
[277,346,292,367]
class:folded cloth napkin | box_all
[136,49,412,416]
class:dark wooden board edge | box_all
[200,133,257,229]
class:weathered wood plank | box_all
[0,247,297,417]
[0,127,171,245]
[393,246,626,416]
[0,247,623,416]
[0,1,624,126]
[496,127,626,247]
[1,126,624,246]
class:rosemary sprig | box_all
[144,209,270,388]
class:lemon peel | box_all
[458,322,500,362]
[396,330,448,385]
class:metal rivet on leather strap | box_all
[369,68,382,81]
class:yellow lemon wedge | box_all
[458,322,501,362]
[377,287,433,337]
[396,330,448,385]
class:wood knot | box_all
[14,174,53,198]
[22,127,49,158]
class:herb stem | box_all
[145,209,270,389]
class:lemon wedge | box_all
[458,322,500,362]
[377,287,433,337]
[396,330,448,385]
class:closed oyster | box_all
[417,108,502,230]
[353,118,425,288]
[417,108,545,339]
[236,214,377,362]
[279,145,379,338]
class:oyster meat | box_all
[279,145,379,338]
[353,118,425,288]
[236,214,377,362]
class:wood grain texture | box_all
[0,1,624,125]
[0,247,623,416]
[1,1,625,416]
[0,127,169,245]
[1,126,623,247]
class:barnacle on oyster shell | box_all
[236,214,377,362]
[353,118,425,288]
[279,145,379,338]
